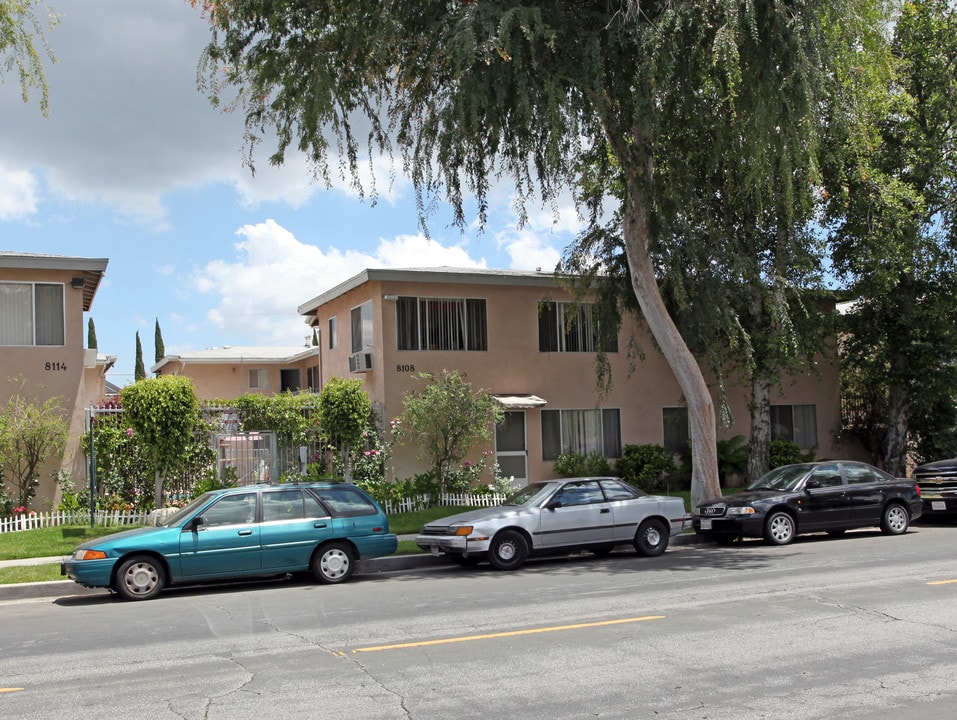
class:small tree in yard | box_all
[120,376,200,508]
[399,371,504,494]
[0,380,68,508]
[318,377,372,481]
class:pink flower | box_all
[14,506,25,515]
[126,428,133,438]
[463,461,472,467]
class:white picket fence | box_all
[0,509,151,534]
[0,492,507,534]
[380,493,507,515]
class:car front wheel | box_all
[764,511,796,545]
[634,519,669,557]
[488,530,529,571]
[115,555,165,601]
[880,503,909,535]
[312,542,354,584]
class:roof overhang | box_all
[494,394,547,409]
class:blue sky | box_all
[1,1,581,386]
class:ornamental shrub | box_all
[615,444,677,491]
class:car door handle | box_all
[600,508,611,514]
[238,530,253,536]
[314,522,327,529]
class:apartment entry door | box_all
[495,411,528,486]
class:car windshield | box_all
[159,493,215,526]
[746,464,813,492]
[503,482,559,506]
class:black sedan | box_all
[693,461,922,545]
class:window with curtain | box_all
[351,301,373,353]
[662,407,690,455]
[542,408,621,460]
[395,296,487,351]
[771,404,818,450]
[538,301,618,353]
[0,282,64,346]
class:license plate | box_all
[932,501,946,511]
[430,545,441,557]
[700,518,712,530]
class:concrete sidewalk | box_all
[0,532,704,601]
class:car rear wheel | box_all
[312,542,354,584]
[764,511,796,545]
[880,503,909,535]
[115,555,165,601]
[634,519,669,557]
[488,530,529,571]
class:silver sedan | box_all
[415,477,688,570]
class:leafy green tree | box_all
[87,317,97,350]
[230,391,321,446]
[134,331,146,381]
[193,0,881,508]
[0,379,68,507]
[399,370,503,494]
[0,0,57,115]
[154,318,165,364]
[120,376,200,507]
[827,0,957,474]
[318,377,372,481]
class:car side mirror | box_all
[546,499,563,510]
[187,515,206,532]
[805,480,821,491]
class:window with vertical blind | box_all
[0,282,65,346]
[541,408,621,460]
[538,301,618,353]
[395,296,487,351]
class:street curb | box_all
[1,532,705,601]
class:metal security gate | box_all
[213,431,278,486]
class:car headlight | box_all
[726,507,756,516]
[73,549,108,560]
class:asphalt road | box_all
[1,524,956,720]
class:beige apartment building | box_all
[0,252,112,509]
[295,267,848,485]
[152,346,320,399]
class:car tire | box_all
[448,553,482,567]
[634,519,669,557]
[487,530,529,571]
[764,511,796,545]
[115,555,165,601]
[312,541,355,584]
[880,503,910,535]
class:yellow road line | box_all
[349,615,666,653]
[927,578,957,585]
[0,688,24,693]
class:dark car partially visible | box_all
[693,461,922,546]
[913,457,957,519]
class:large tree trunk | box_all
[883,378,910,477]
[620,185,721,509]
[748,375,772,483]
[153,469,163,509]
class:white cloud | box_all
[0,165,39,220]
[191,220,491,346]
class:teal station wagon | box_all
[61,483,397,600]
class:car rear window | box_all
[311,487,379,517]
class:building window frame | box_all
[248,368,268,389]
[395,296,488,351]
[538,300,617,353]
[0,281,66,347]
[771,404,818,450]
[351,302,373,353]
[542,408,621,461]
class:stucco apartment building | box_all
[291,267,845,485]
[0,252,113,509]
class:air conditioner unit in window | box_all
[349,352,373,373]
